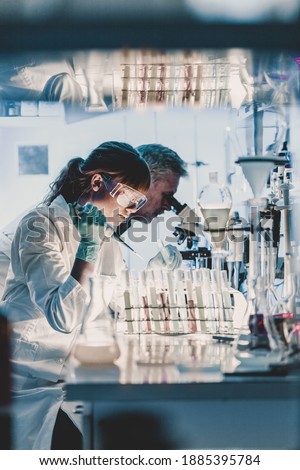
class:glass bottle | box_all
[72,276,120,366]
[197,171,232,253]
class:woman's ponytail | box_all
[43,157,85,206]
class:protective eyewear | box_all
[101,173,147,211]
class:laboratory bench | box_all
[65,334,300,450]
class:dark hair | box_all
[136,144,188,183]
[44,141,150,206]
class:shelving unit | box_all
[0,116,64,127]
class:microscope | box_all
[167,195,211,267]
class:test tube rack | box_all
[119,268,235,336]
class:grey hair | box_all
[136,144,188,183]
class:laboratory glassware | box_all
[234,276,283,365]
[72,276,120,366]
[198,171,232,256]
[198,171,232,318]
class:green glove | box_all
[69,202,106,264]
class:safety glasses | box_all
[101,173,147,211]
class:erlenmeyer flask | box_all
[234,276,283,366]
[73,276,120,366]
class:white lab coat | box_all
[0,196,124,449]
[0,210,30,298]
[0,235,11,297]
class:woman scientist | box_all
[0,141,150,450]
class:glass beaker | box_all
[72,276,120,366]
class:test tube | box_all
[167,270,179,333]
[209,270,220,333]
[175,269,189,334]
[221,270,234,334]
[155,270,171,334]
[147,270,162,333]
[139,270,152,333]
[130,270,142,334]
[122,270,134,334]
[210,269,225,334]
[192,269,208,333]
[185,270,197,333]
[201,269,216,333]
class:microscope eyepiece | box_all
[167,195,186,214]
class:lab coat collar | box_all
[49,195,71,218]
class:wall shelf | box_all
[0,116,64,127]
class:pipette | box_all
[110,227,144,260]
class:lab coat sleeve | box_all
[0,251,10,299]
[0,232,14,298]
[16,211,87,333]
